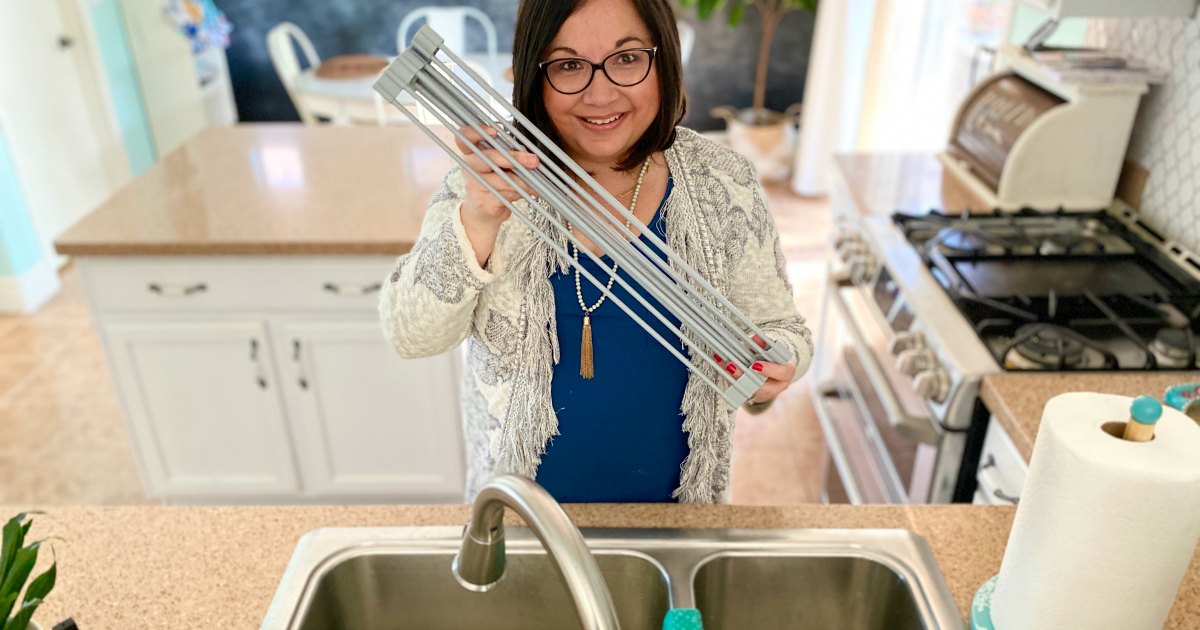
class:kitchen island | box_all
[53,125,468,505]
[9,503,1197,628]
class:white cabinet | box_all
[118,0,236,156]
[104,320,299,498]
[973,418,1029,506]
[81,257,465,504]
[273,320,463,500]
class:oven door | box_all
[810,269,942,504]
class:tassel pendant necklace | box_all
[572,159,651,379]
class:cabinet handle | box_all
[148,282,208,297]
[323,282,381,296]
[979,454,996,471]
[292,339,309,390]
[993,488,1020,505]
[250,339,268,389]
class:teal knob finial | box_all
[1130,395,1163,425]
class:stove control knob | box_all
[836,242,868,262]
[847,255,877,283]
[914,369,951,403]
[888,331,926,355]
[832,232,864,251]
[895,348,936,376]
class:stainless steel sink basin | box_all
[694,555,923,629]
[263,527,963,629]
[292,550,667,630]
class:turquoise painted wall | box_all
[0,126,44,277]
[88,0,155,175]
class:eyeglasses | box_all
[537,47,657,95]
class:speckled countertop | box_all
[55,124,456,257]
[8,504,1198,629]
[981,372,1200,462]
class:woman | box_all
[381,0,812,503]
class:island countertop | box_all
[9,503,1198,629]
[55,124,456,257]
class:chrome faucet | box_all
[452,474,621,630]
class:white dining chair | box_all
[266,22,322,124]
[269,22,399,126]
[397,7,499,72]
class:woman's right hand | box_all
[455,125,539,266]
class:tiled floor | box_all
[0,184,831,506]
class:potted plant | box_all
[677,0,818,181]
[1,513,57,630]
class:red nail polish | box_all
[726,364,737,375]
[752,362,763,372]
[713,353,722,363]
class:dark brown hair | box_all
[511,0,687,172]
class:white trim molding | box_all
[0,257,60,313]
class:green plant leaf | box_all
[23,560,55,607]
[784,0,819,10]
[7,596,43,630]
[697,0,724,20]
[727,1,746,26]
[0,591,18,628]
[0,542,39,604]
[0,516,26,600]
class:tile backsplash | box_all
[1087,17,1200,253]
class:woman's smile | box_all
[578,111,628,129]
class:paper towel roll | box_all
[991,392,1200,630]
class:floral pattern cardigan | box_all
[380,128,813,503]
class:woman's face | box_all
[541,0,661,171]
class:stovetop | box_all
[893,208,1200,371]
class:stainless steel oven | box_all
[810,218,998,504]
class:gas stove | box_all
[815,203,1199,504]
[894,208,1200,372]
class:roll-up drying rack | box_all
[374,26,792,407]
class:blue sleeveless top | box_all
[537,178,689,502]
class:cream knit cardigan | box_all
[380,128,813,503]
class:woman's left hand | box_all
[713,345,797,406]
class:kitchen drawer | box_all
[79,257,397,312]
[974,418,1029,505]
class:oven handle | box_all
[831,283,939,446]
[810,380,865,505]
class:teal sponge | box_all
[662,608,703,630]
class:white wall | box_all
[1088,17,1200,252]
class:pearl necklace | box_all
[571,158,651,379]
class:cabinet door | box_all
[276,320,465,501]
[104,321,298,497]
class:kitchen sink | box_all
[262,527,963,629]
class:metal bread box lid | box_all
[946,74,1065,193]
